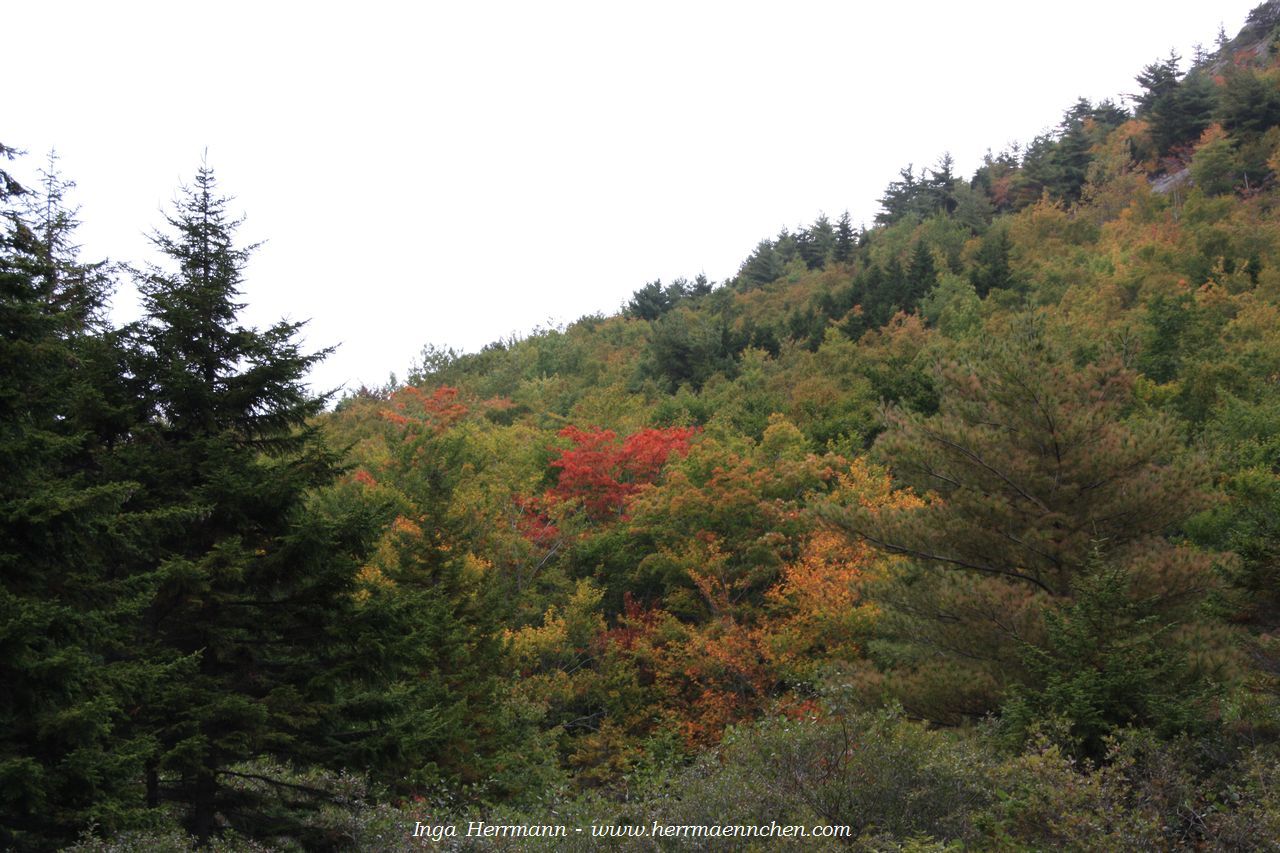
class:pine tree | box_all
[1218,65,1280,138]
[1150,72,1216,153]
[796,214,835,270]
[119,164,375,843]
[925,153,958,214]
[876,165,921,225]
[1001,556,1215,762]
[821,327,1215,722]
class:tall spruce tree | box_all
[24,151,113,332]
[833,211,856,265]
[120,164,375,842]
[0,147,151,849]
[904,240,938,310]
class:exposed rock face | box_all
[1151,167,1191,195]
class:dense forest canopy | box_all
[10,4,1280,849]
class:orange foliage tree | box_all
[546,425,697,519]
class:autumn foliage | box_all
[381,384,468,432]
[547,425,697,519]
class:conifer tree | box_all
[24,151,112,331]
[797,214,835,270]
[822,327,1215,722]
[904,240,938,309]
[335,391,507,792]
[738,238,784,288]
[0,146,151,849]
[1133,52,1182,115]
[970,227,1014,297]
[119,164,375,843]
[833,211,855,265]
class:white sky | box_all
[6,0,1261,394]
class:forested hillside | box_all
[10,3,1280,850]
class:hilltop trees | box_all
[876,157,959,225]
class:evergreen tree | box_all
[793,226,821,270]
[1138,292,1214,383]
[1150,72,1216,153]
[1218,65,1280,138]
[1132,53,1216,154]
[833,211,855,264]
[1052,108,1095,203]
[876,165,921,225]
[853,262,894,330]
[334,395,508,793]
[882,255,907,319]
[23,151,112,332]
[1132,52,1182,115]
[805,213,836,269]
[925,153,958,214]
[738,238,784,288]
[877,159,959,225]
[822,327,1215,722]
[904,240,938,310]
[644,307,736,391]
[119,164,375,843]
[626,279,674,320]
[0,146,151,849]
[970,226,1015,298]
[1002,557,1215,762]
[1091,98,1130,128]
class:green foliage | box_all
[1001,560,1217,762]
[730,707,994,843]
[20,8,1280,845]
[823,325,1215,720]
[1139,292,1215,383]
[920,273,981,337]
[117,166,379,844]
[1218,66,1280,140]
[640,306,736,392]
[737,238,787,288]
[876,156,959,226]
[1192,126,1244,196]
[624,275,712,321]
[903,239,938,308]
[1188,394,1280,627]
[833,210,856,264]
[0,147,155,849]
[968,225,1015,297]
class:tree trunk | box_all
[190,768,218,845]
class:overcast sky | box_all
[7,0,1261,393]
